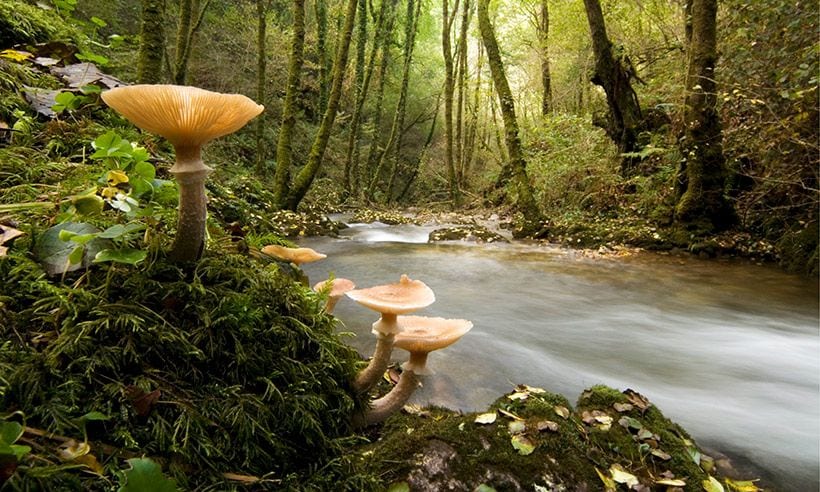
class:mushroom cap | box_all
[393,316,473,354]
[261,244,326,265]
[313,278,356,297]
[346,274,435,315]
[101,85,264,148]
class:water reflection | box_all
[300,226,819,491]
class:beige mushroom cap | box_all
[101,85,264,149]
[345,274,435,315]
[313,278,356,297]
[393,316,473,353]
[261,244,326,266]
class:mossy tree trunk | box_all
[538,0,552,116]
[478,0,544,237]
[315,0,329,115]
[272,0,306,208]
[461,37,482,182]
[385,0,422,202]
[363,13,395,193]
[442,0,462,207]
[341,0,368,195]
[674,0,735,232]
[137,0,166,84]
[254,0,268,175]
[284,0,358,210]
[582,0,643,175]
[172,0,210,85]
[454,0,470,187]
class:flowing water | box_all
[300,220,820,491]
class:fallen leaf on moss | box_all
[618,416,643,430]
[610,464,639,487]
[536,420,559,432]
[510,434,535,455]
[508,421,526,434]
[499,408,523,420]
[656,478,686,486]
[595,467,616,491]
[702,476,725,492]
[651,449,672,461]
[613,402,634,412]
[474,412,497,424]
[223,473,260,483]
[725,478,760,492]
[553,405,570,419]
[624,389,651,411]
[507,391,529,401]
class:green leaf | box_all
[80,84,102,95]
[385,482,410,492]
[34,223,110,275]
[510,434,535,455]
[0,421,24,446]
[68,245,85,265]
[133,161,156,180]
[476,485,497,492]
[725,478,760,492]
[118,458,178,492]
[90,16,107,27]
[98,223,145,239]
[0,443,31,461]
[76,51,109,66]
[79,411,110,422]
[93,248,147,266]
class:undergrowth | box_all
[0,249,374,490]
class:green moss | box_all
[0,250,369,490]
[776,221,819,276]
[0,1,81,47]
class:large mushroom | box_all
[101,85,263,261]
[356,315,472,426]
[313,277,356,314]
[346,274,435,393]
[261,244,326,266]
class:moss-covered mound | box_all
[428,225,508,244]
[0,251,369,490]
[361,384,752,491]
[0,0,80,48]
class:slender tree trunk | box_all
[462,37,482,184]
[478,0,543,237]
[674,0,735,231]
[315,0,329,116]
[342,0,369,194]
[363,9,395,195]
[172,0,210,85]
[442,0,462,207]
[285,0,358,210]
[138,0,166,84]
[454,0,470,186]
[385,0,422,202]
[399,93,441,201]
[582,0,643,174]
[255,0,268,175]
[272,0,306,207]
[538,0,552,115]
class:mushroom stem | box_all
[353,369,419,427]
[352,331,395,393]
[169,146,212,261]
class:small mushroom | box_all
[346,274,435,393]
[313,277,356,314]
[101,85,263,261]
[261,244,327,266]
[356,315,472,427]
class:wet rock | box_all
[428,225,508,244]
[351,209,418,225]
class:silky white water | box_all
[301,222,820,490]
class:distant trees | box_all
[137,0,165,84]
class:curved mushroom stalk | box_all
[353,369,420,428]
[353,328,395,393]
[313,278,355,314]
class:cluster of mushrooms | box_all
[315,274,472,427]
[101,84,471,426]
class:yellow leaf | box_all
[553,405,570,419]
[58,440,90,461]
[656,478,687,486]
[474,412,497,425]
[106,169,129,186]
[75,453,104,475]
[609,464,639,487]
[0,49,32,62]
[595,467,616,492]
[725,478,761,492]
[702,476,726,492]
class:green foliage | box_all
[0,251,366,489]
[117,458,178,492]
[0,0,81,47]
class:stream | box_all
[299,219,820,491]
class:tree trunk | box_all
[255,0,268,175]
[674,0,735,232]
[285,0,358,210]
[137,0,165,84]
[172,0,210,85]
[442,0,462,207]
[272,0,306,207]
[538,0,552,116]
[315,0,329,116]
[341,0,370,194]
[478,0,543,237]
[363,8,396,195]
[454,0,470,186]
[398,93,441,201]
[385,0,422,202]
[582,0,643,174]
